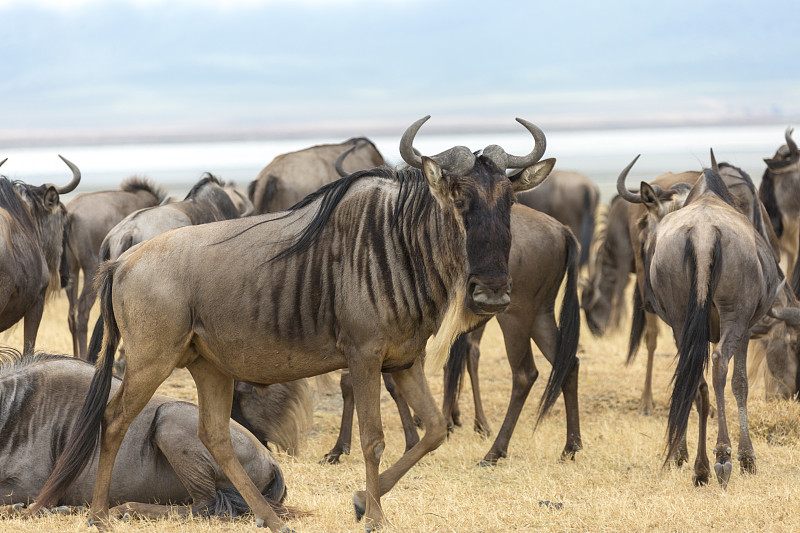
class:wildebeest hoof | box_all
[637,408,652,416]
[12,503,25,512]
[280,527,298,533]
[255,518,264,527]
[693,472,710,486]
[52,506,71,515]
[353,491,366,521]
[320,453,342,465]
[122,513,131,522]
[739,454,757,475]
[537,500,564,510]
[713,461,733,488]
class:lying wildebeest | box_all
[620,160,779,415]
[758,127,800,292]
[322,203,582,467]
[581,194,634,337]
[516,168,599,268]
[249,137,385,214]
[99,173,241,263]
[63,177,168,359]
[0,349,303,521]
[34,116,554,531]
[0,156,80,353]
[620,155,782,487]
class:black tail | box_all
[578,189,596,268]
[626,284,646,364]
[665,233,722,464]
[32,262,121,511]
[537,232,581,425]
[86,313,104,364]
[442,333,472,421]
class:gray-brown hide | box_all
[248,137,385,214]
[758,128,800,292]
[0,157,80,353]
[621,162,779,415]
[99,173,241,262]
[516,168,599,267]
[222,182,254,216]
[626,159,782,487]
[0,351,292,519]
[581,194,634,336]
[64,177,168,359]
[324,204,582,468]
[35,116,553,532]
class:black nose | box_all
[469,278,512,314]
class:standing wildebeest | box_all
[581,194,635,337]
[620,161,779,415]
[63,177,168,359]
[222,181,254,216]
[99,173,241,263]
[0,156,80,352]
[759,128,800,292]
[516,168,599,268]
[322,202,582,467]
[620,155,782,486]
[0,349,301,520]
[249,137,385,214]
[34,116,554,531]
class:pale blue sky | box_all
[2,0,799,143]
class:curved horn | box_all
[786,127,798,155]
[616,155,643,203]
[399,115,430,169]
[504,118,547,169]
[710,148,719,172]
[768,306,800,327]
[0,158,6,168]
[334,144,357,178]
[56,155,81,194]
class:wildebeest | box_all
[620,155,782,486]
[249,137,385,214]
[758,127,800,292]
[581,194,634,337]
[33,116,553,531]
[63,177,168,359]
[222,181,254,216]
[0,349,302,521]
[0,156,80,353]
[516,168,599,268]
[323,203,582,466]
[620,160,779,415]
[99,173,241,263]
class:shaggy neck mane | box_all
[0,177,36,235]
[184,173,223,200]
[120,175,168,203]
[0,348,78,379]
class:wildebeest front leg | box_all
[109,502,192,520]
[187,357,284,532]
[348,356,387,529]
[382,373,419,453]
[356,359,446,521]
[321,370,355,464]
[22,295,45,354]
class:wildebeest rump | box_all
[323,204,582,466]
[34,116,553,531]
[0,156,81,353]
[63,177,168,359]
[621,156,782,486]
[516,168,599,268]
[248,137,385,214]
[0,349,299,520]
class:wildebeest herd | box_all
[0,118,799,532]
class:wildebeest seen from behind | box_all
[323,203,582,467]
[0,349,304,521]
[99,173,241,263]
[0,156,80,353]
[63,176,168,359]
[248,137,385,214]
[516,168,599,268]
[621,160,779,415]
[222,181,254,216]
[621,155,782,487]
[759,127,800,293]
[581,194,635,337]
[34,116,554,531]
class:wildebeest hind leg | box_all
[693,380,711,486]
[187,356,284,532]
[731,337,756,475]
[321,370,355,464]
[639,312,659,415]
[382,373,419,453]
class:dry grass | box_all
[3,292,800,532]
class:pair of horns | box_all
[399,116,546,174]
[0,155,81,194]
[616,149,721,204]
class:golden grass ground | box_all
[2,292,800,532]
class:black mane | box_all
[120,175,169,204]
[184,173,223,200]
[0,177,36,234]
[702,167,737,207]
[0,347,80,378]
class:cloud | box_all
[0,0,415,9]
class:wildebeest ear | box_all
[640,182,660,212]
[421,155,447,199]
[509,157,556,193]
[43,186,60,210]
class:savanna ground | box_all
[2,289,800,533]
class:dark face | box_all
[452,158,515,315]
[581,283,611,337]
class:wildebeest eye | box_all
[454,199,465,209]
